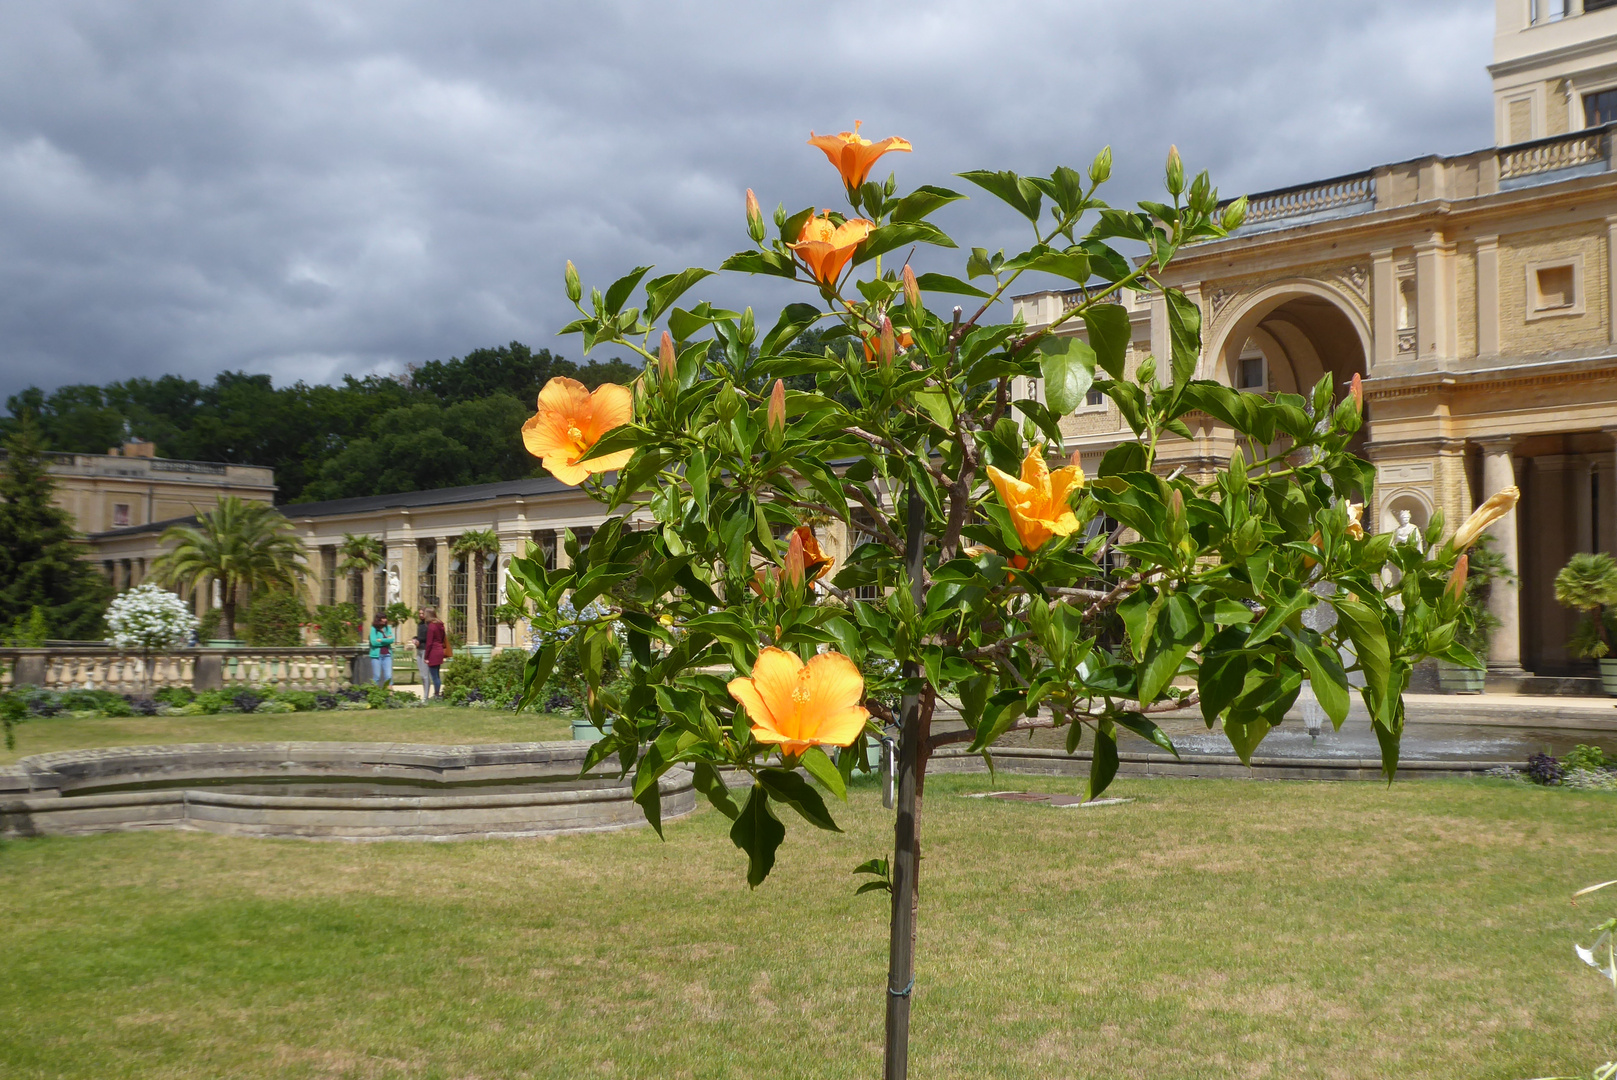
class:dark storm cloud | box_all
[0,1,1493,399]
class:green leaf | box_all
[692,760,742,820]
[1198,651,1246,725]
[1332,598,1392,698]
[605,265,653,316]
[889,184,966,223]
[634,775,665,838]
[575,422,642,463]
[1038,335,1096,415]
[852,221,957,266]
[799,746,848,802]
[730,784,787,888]
[968,687,1027,753]
[1098,441,1147,476]
[1114,713,1178,757]
[687,448,709,517]
[1290,633,1350,730]
[956,169,1042,223]
[759,768,841,832]
[644,267,715,321]
[1164,287,1201,392]
[915,272,991,298]
[516,642,559,712]
[1223,713,1271,765]
[761,302,823,356]
[1089,719,1119,799]
[720,249,797,279]
[1082,302,1132,380]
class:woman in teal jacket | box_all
[368,612,396,687]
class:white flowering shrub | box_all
[105,583,198,652]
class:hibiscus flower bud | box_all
[1090,145,1113,186]
[784,528,807,590]
[767,379,786,437]
[659,331,676,383]
[902,264,921,311]
[564,260,582,303]
[745,188,767,243]
[878,317,896,368]
[1221,195,1249,232]
[1350,372,1363,412]
[1166,146,1185,198]
[1447,555,1469,603]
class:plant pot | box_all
[1601,658,1617,697]
[1436,660,1485,694]
[571,718,613,743]
[468,644,494,661]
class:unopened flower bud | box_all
[767,378,786,436]
[1166,145,1185,198]
[1168,488,1184,521]
[1090,145,1113,186]
[745,188,766,243]
[1350,372,1363,412]
[659,331,676,382]
[879,317,896,368]
[784,528,806,590]
[902,264,921,311]
[1221,195,1248,232]
[564,260,582,303]
[1447,555,1469,602]
[715,383,742,421]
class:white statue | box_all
[386,567,402,606]
[1393,510,1424,553]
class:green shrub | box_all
[153,686,195,707]
[192,690,231,714]
[244,591,310,647]
[313,602,362,647]
[197,607,225,641]
[254,699,296,714]
[442,654,486,694]
[1562,744,1609,773]
[272,690,318,712]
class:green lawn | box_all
[0,706,573,765]
[2,774,1614,1078]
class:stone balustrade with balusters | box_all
[0,647,367,695]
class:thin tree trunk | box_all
[884,479,928,1080]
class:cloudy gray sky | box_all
[0,1,1495,402]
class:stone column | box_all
[466,552,482,647]
[1607,430,1617,556]
[435,537,452,630]
[1479,437,1526,677]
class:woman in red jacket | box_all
[418,607,448,699]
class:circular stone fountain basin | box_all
[0,742,694,842]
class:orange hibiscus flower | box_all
[728,647,870,757]
[788,212,874,286]
[986,444,1084,554]
[808,122,913,190]
[520,377,633,486]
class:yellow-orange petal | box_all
[537,376,591,416]
[587,382,634,437]
[1048,465,1084,512]
[746,647,808,743]
[1019,443,1050,492]
[728,673,784,739]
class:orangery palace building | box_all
[76,0,1617,680]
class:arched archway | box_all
[1206,280,1372,459]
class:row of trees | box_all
[1,343,641,504]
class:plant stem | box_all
[884,477,928,1080]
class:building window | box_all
[1085,387,1105,407]
[1526,257,1584,318]
[1585,88,1617,127]
[321,546,337,607]
[1532,0,1568,24]
[112,503,130,527]
[1588,0,1617,14]
[1237,352,1266,392]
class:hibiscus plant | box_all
[507,126,1508,1077]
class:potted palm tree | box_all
[451,529,501,660]
[151,497,308,642]
[1555,552,1617,696]
[336,533,385,612]
[1436,535,1514,694]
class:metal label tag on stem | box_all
[881,735,897,809]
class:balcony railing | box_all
[1242,173,1376,226]
[1,646,366,695]
[1499,128,1608,181]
